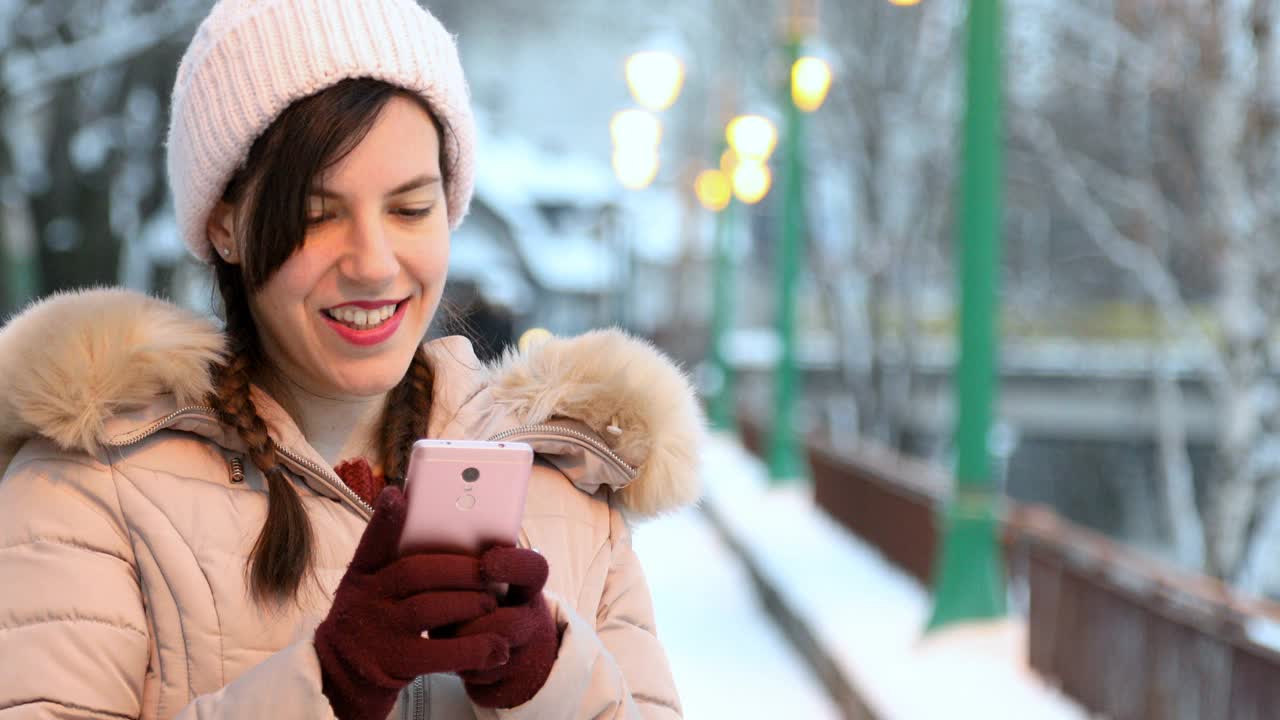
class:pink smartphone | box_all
[397,439,534,556]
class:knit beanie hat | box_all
[165,0,476,263]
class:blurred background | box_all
[7,0,1280,717]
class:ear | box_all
[206,201,241,265]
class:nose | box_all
[340,211,399,286]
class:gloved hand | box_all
[314,486,511,720]
[455,546,560,709]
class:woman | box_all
[0,1,703,718]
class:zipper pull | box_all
[228,456,245,484]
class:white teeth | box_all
[327,303,398,329]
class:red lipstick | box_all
[322,300,408,347]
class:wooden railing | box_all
[738,415,1280,719]
[1009,506,1280,719]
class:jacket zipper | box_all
[102,405,223,446]
[411,674,427,720]
[488,423,638,480]
[274,443,374,516]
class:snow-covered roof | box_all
[448,219,535,310]
[477,131,621,207]
[473,126,686,285]
[468,184,622,295]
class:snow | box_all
[447,221,536,310]
[1244,614,1280,654]
[619,187,684,265]
[692,434,1092,720]
[633,506,840,719]
[472,127,686,299]
[469,188,620,294]
[472,167,621,295]
[627,433,1091,718]
[477,132,619,207]
[69,122,111,173]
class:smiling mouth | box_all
[322,299,408,331]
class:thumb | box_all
[349,485,408,572]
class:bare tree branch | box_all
[2,1,201,100]
[1012,112,1229,390]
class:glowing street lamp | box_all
[695,169,732,212]
[611,109,663,190]
[612,148,660,190]
[726,115,778,162]
[625,51,686,111]
[610,109,663,150]
[612,49,681,329]
[792,57,833,112]
[731,160,772,205]
[720,148,739,175]
[518,327,553,353]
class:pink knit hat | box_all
[166,0,476,263]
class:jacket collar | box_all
[0,288,704,517]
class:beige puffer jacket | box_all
[0,288,705,720]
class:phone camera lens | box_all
[462,467,480,483]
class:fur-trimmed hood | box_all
[0,288,704,517]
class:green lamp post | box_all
[767,4,831,484]
[708,113,779,431]
[927,0,1007,630]
[701,155,739,432]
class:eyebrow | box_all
[311,174,441,199]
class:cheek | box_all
[429,240,450,276]
[408,234,450,285]
[262,253,329,314]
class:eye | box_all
[306,196,334,226]
[394,206,434,220]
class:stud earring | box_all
[219,245,230,258]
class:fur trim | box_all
[485,329,706,517]
[0,288,226,471]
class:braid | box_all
[210,262,315,603]
[379,347,434,486]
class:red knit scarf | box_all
[333,457,386,507]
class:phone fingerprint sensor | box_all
[456,494,477,510]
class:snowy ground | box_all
[639,433,1093,720]
[633,503,841,719]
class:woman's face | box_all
[244,96,450,400]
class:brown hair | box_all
[208,78,455,603]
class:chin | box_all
[328,365,406,398]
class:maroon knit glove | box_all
[315,487,511,720]
[455,547,560,709]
